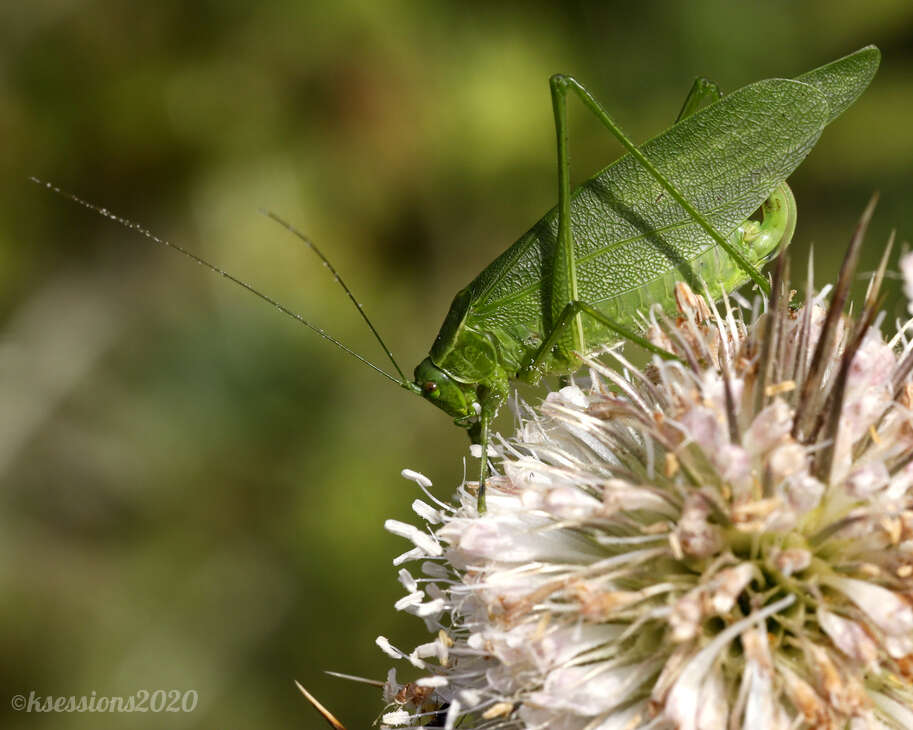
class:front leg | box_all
[467,382,508,513]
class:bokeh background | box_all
[2,2,912,728]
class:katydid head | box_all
[413,357,478,423]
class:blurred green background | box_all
[1,1,911,728]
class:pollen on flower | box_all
[377,235,913,728]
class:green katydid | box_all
[410,45,880,507]
[35,46,880,511]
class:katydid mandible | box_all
[35,46,880,511]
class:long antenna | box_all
[260,209,408,384]
[29,177,405,387]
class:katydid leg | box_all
[520,300,680,381]
[471,384,508,513]
[548,75,585,362]
[548,74,768,293]
[675,77,722,123]
[520,182,795,380]
[549,74,678,364]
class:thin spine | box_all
[811,235,892,456]
[656,309,701,373]
[792,193,878,438]
[816,296,882,482]
[893,349,913,396]
[294,681,346,730]
[604,348,668,412]
[721,361,741,444]
[789,248,817,392]
[851,233,899,459]
[700,282,741,441]
[891,243,913,393]
[772,257,792,388]
[754,250,787,415]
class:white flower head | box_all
[379,243,913,728]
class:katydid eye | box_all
[422,382,438,395]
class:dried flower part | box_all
[379,246,913,728]
[901,252,913,314]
